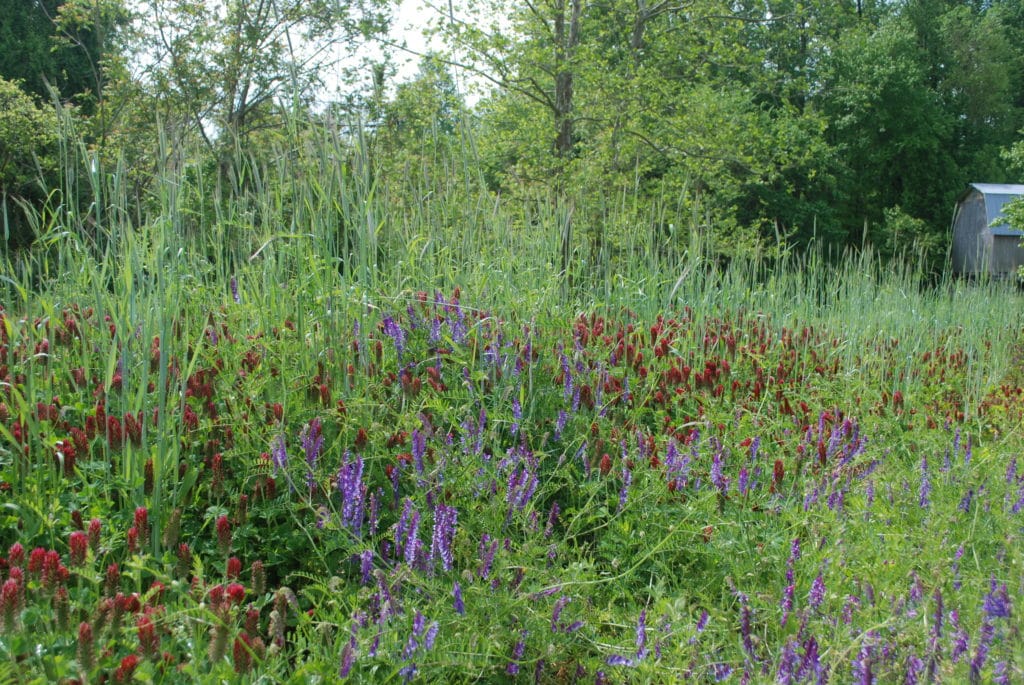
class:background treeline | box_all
[4,0,1024,277]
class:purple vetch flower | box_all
[994,661,1011,685]
[711,662,733,681]
[396,499,414,556]
[777,638,798,684]
[931,588,944,638]
[852,631,876,684]
[544,502,560,538]
[740,603,755,659]
[950,609,969,663]
[576,442,590,479]
[606,654,635,667]
[982,576,1011,619]
[337,451,366,532]
[478,534,499,579]
[404,510,421,566]
[511,395,522,436]
[230,276,241,303]
[551,596,571,632]
[560,347,574,400]
[796,637,820,682]
[780,584,795,627]
[413,611,426,637]
[451,580,465,615]
[505,456,540,520]
[695,610,709,633]
[711,448,728,494]
[904,655,924,685]
[959,489,974,513]
[1011,482,1024,514]
[738,467,750,496]
[970,621,994,682]
[809,573,826,610]
[369,490,381,536]
[554,410,569,440]
[1006,457,1017,484]
[429,314,442,344]
[411,428,426,476]
[507,631,527,675]
[429,503,458,572]
[339,633,357,677]
[618,463,632,512]
[360,549,374,585]
[842,594,861,624]
[635,609,648,660]
[271,434,288,475]
[382,316,407,358]
[401,631,418,662]
[788,538,801,567]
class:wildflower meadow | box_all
[1,138,1024,684]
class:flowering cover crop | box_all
[0,288,1023,683]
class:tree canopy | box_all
[2,0,1024,266]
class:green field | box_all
[2,125,1023,684]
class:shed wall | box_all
[952,190,987,274]
[990,235,1024,275]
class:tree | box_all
[135,0,389,159]
[0,1,99,104]
[0,78,58,246]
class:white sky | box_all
[327,0,491,107]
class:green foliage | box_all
[0,78,58,246]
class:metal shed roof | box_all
[966,183,1024,233]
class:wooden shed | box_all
[951,183,1024,277]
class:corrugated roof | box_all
[968,183,1024,233]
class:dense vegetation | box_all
[2,1,1024,683]
[4,1,1024,262]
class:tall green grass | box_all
[2,113,1021,500]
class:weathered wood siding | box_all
[951,189,988,274]
[951,184,1024,276]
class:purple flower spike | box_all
[271,434,288,475]
[430,503,458,572]
[809,573,826,610]
[781,583,795,627]
[507,632,527,675]
[424,622,439,650]
[982,576,1011,619]
[970,621,994,681]
[411,428,426,476]
[453,581,465,615]
[382,316,406,358]
[551,596,571,632]
[635,609,648,660]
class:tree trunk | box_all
[553,0,581,158]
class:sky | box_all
[328,0,490,107]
